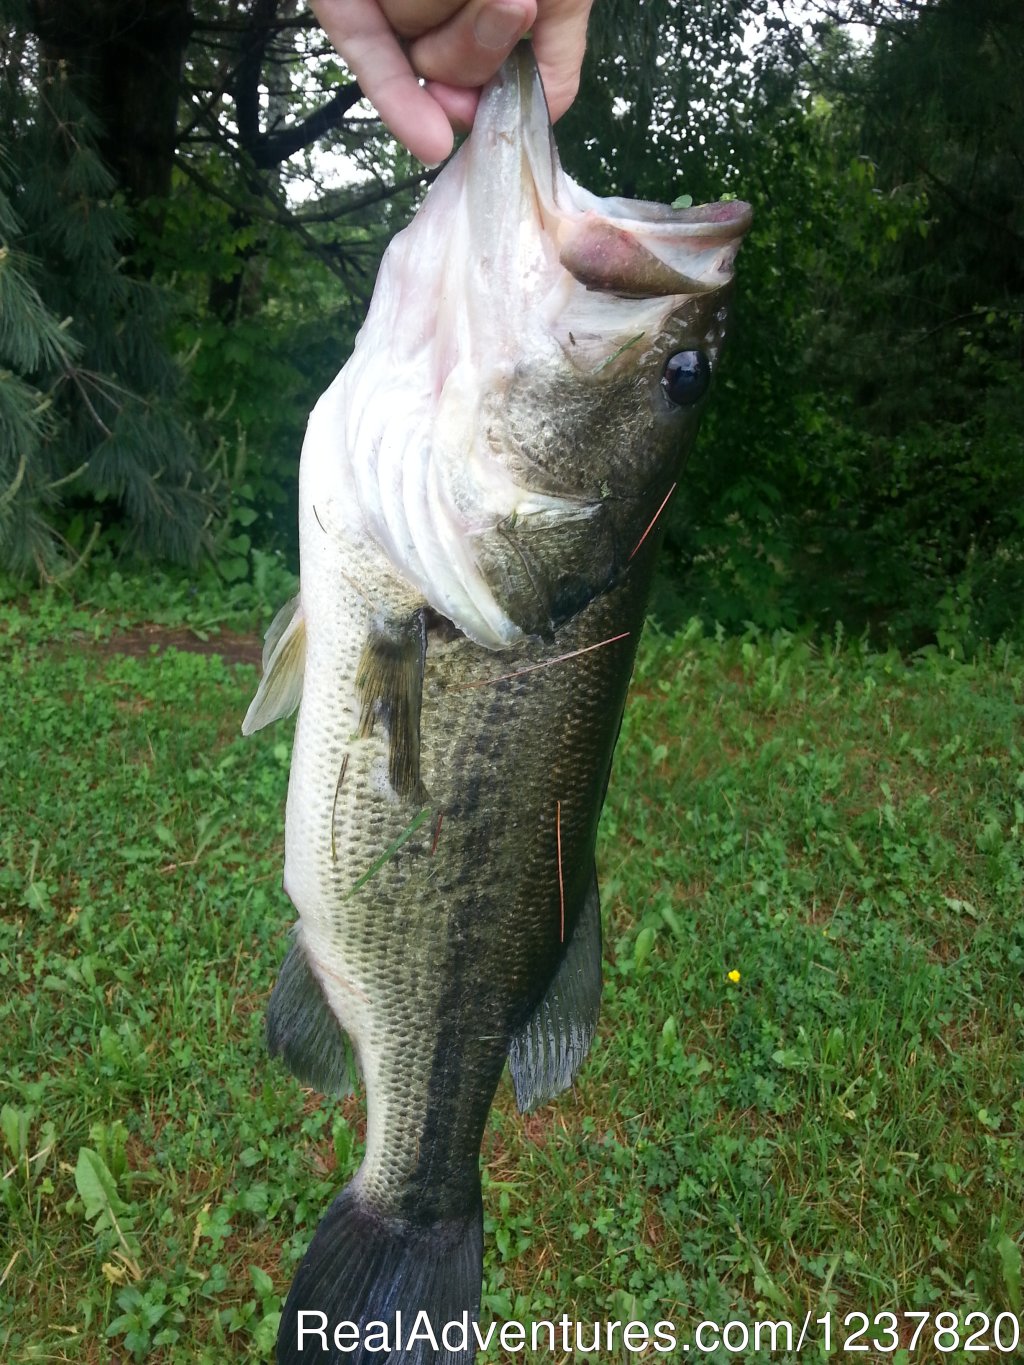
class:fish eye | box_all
[662,350,711,406]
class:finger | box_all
[424,81,481,133]
[532,0,594,120]
[409,0,536,89]
[310,0,455,164]
[378,0,465,40]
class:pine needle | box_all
[330,754,349,862]
[556,799,565,943]
[452,632,631,691]
[629,482,677,561]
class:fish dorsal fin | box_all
[508,866,602,1112]
[356,611,427,800]
[241,594,306,735]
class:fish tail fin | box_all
[277,1183,483,1364]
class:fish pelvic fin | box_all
[508,867,602,1112]
[266,933,357,1098]
[242,594,306,735]
[355,611,428,801]
[277,1184,483,1365]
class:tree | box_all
[4,0,1020,647]
[1,14,209,572]
[0,0,428,575]
[578,0,1024,648]
[763,0,1024,645]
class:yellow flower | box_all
[727,969,741,984]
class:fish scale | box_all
[243,40,749,1365]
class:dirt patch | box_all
[98,625,262,668]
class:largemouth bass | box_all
[244,42,749,1365]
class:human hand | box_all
[309,0,593,166]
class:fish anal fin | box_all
[242,595,306,735]
[355,611,428,800]
[508,868,602,1112]
[266,933,358,1098]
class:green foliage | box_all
[0,57,210,575]
[571,0,1024,652]
[145,172,367,570]
[1,579,1022,1360]
[653,102,910,632]
[757,0,1024,649]
[0,4,425,579]
[0,147,82,568]
[4,0,1021,643]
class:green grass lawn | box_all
[1,577,1022,1363]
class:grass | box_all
[1,574,1022,1363]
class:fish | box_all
[243,40,750,1365]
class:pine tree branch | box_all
[289,167,439,223]
[173,133,432,228]
[179,60,240,146]
[250,82,365,168]
[44,520,101,584]
[46,461,90,490]
[63,368,115,436]
[190,12,317,34]
[0,454,27,511]
[234,0,278,153]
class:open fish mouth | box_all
[400,43,752,382]
[327,46,751,651]
[470,43,751,304]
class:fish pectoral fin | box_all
[355,610,428,800]
[265,933,358,1098]
[241,594,306,735]
[508,866,602,1113]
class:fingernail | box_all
[474,2,527,50]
